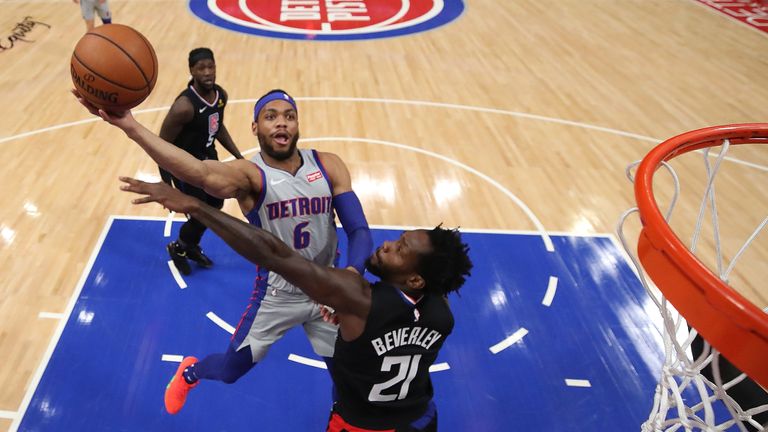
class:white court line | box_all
[113,215,187,222]
[10,217,116,432]
[115,217,620,239]
[288,354,328,369]
[300,98,768,172]
[3,97,766,174]
[429,362,450,372]
[286,355,452,372]
[541,276,558,307]
[0,118,99,144]
[161,354,184,363]
[301,137,555,252]
[206,312,235,334]
[565,379,592,388]
[0,106,168,145]
[370,224,618,238]
[297,97,659,142]
[15,214,594,427]
[0,410,18,419]
[167,261,187,289]
[163,212,176,237]
[489,328,529,354]
[37,312,64,319]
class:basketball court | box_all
[1,1,766,431]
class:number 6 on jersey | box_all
[293,221,310,249]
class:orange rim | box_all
[635,123,768,389]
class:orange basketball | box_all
[70,24,158,112]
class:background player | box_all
[73,0,112,32]
[159,47,244,275]
[119,176,473,431]
[72,88,373,415]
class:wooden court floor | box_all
[1,0,767,430]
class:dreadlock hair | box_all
[419,224,473,296]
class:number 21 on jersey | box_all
[368,355,422,402]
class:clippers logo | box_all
[189,0,464,41]
[208,112,220,135]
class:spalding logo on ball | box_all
[188,0,464,41]
[71,24,158,111]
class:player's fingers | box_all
[119,176,150,188]
[70,88,87,100]
[119,176,140,185]
[120,185,147,195]
[71,89,99,112]
[131,196,156,205]
[119,179,154,196]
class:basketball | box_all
[70,24,158,112]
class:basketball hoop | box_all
[617,124,768,431]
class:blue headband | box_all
[253,91,297,120]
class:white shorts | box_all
[235,288,338,362]
[79,0,111,21]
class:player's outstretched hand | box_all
[119,176,198,214]
[71,89,134,129]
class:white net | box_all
[617,139,768,432]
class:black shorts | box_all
[161,168,224,210]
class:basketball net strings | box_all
[618,140,768,431]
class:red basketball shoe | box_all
[164,356,199,414]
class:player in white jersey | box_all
[73,0,112,32]
[120,176,473,432]
[72,88,373,415]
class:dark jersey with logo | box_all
[172,83,226,161]
[330,282,454,430]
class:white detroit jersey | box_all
[247,149,338,295]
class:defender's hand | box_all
[119,176,199,214]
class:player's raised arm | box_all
[120,177,370,317]
[72,89,252,200]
